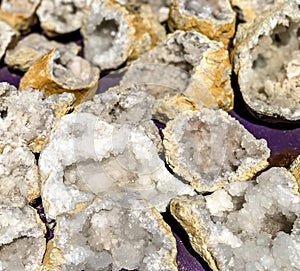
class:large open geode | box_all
[233,1,300,122]
[170,167,300,271]
[163,109,270,192]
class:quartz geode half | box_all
[163,109,270,192]
[168,0,236,44]
[81,0,166,70]
[233,1,300,122]
[170,167,300,271]
[0,20,19,60]
[121,30,233,122]
[42,197,177,271]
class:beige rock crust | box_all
[290,155,300,191]
[0,20,19,60]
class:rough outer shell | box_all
[0,20,19,60]
[81,0,166,70]
[121,30,233,123]
[168,0,236,45]
[0,0,41,32]
[233,1,300,122]
[0,82,75,152]
[5,33,80,72]
[36,0,91,37]
[19,49,99,106]
[41,197,178,271]
[290,155,300,191]
[170,167,300,271]
[163,109,270,192]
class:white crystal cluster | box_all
[171,167,300,271]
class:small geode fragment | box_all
[36,0,91,37]
[0,20,19,60]
[163,109,270,192]
[81,0,166,70]
[42,197,177,271]
[0,0,40,32]
[5,33,80,72]
[121,30,233,122]
[168,0,236,44]
[233,1,300,122]
[19,48,99,106]
[170,167,300,271]
[0,82,75,152]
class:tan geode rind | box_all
[0,20,19,60]
[121,31,233,123]
[0,0,40,32]
[290,155,300,191]
[168,0,236,45]
[233,1,300,122]
[163,109,270,192]
[81,0,166,70]
[19,49,99,105]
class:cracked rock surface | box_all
[0,20,19,60]
[81,0,166,70]
[233,1,300,121]
[5,33,80,72]
[168,0,236,44]
[0,82,75,152]
[19,48,99,106]
[121,30,233,122]
[170,167,300,271]
[163,109,270,192]
[42,197,177,271]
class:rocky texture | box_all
[0,0,40,32]
[0,82,75,152]
[230,0,283,22]
[81,0,166,70]
[168,0,236,44]
[170,167,300,271]
[116,0,170,22]
[36,0,91,37]
[19,49,99,106]
[0,20,19,60]
[41,197,177,271]
[233,1,300,122]
[290,155,300,190]
[163,109,270,192]
[121,31,233,122]
[5,33,80,72]
[39,111,194,219]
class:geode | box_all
[19,49,99,106]
[170,167,300,271]
[39,112,194,218]
[0,0,40,32]
[0,82,75,152]
[5,33,80,72]
[121,30,233,122]
[233,1,300,122]
[163,109,270,192]
[81,0,166,70]
[41,197,177,271]
[0,20,19,60]
[36,0,91,37]
[168,0,236,44]
[290,155,300,190]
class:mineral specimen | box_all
[42,197,177,271]
[0,0,40,32]
[39,111,194,218]
[168,0,236,44]
[170,167,300,271]
[19,48,99,105]
[36,0,91,37]
[81,0,166,70]
[121,30,233,122]
[233,1,300,121]
[5,33,80,72]
[163,109,270,192]
[230,0,283,22]
[290,155,300,189]
[0,82,75,152]
[0,20,19,60]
